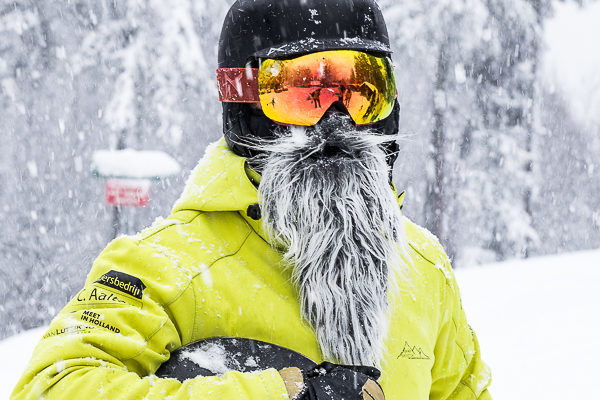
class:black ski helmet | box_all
[218,0,400,168]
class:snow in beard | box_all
[255,114,408,367]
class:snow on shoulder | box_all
[92,149,181,180]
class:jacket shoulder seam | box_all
[237,210,269,243]
[452,316,471,365]
[163,227,253,308]
[408,241,455,292]
[408,242,436,266]
[137,210,204,241]
[121,228,253,360]
[161,228,253,344]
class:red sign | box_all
[105,179,150,207]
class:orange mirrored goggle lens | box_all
[258,50,396,126]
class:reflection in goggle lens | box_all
[258,50,396,126]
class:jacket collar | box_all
[172,139,268,238]
[172,138,406,241]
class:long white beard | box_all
[254,115,407,366]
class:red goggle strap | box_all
[217,68,259,103]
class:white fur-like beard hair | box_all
[251,114,407,367]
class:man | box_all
[12,0,492,399]
[310,88,322,108]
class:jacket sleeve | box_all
[429,253,492,400]
[11,236,289,400]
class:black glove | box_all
[298,361,384,400]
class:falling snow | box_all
[0,2,599,397]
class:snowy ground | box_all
[1,249,598,399]
[0,326,47,398]
[456,249,600,399]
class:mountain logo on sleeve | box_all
[397,341,430,360]
[95,270,146,299]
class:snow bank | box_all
[0,326,46,398]
[92,149,181,180]
[1,250,599,399]
[455,249,600,400]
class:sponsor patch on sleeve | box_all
[43,325,93,339]
[95,270,146,300]
[79,310,121,333]
[70,286,142,308]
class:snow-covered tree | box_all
[453,0,552,262]
[381,0,487,256]
[382,0,547,263]
[73,0,229,153]
[71,0,233,235]
[0,0,235,338]
[535,86,600,255]
[0,0,78,335]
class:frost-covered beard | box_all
[253,114,406,366]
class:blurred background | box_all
[0,0,598,382]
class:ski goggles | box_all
[217,50,396,126]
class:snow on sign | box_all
[92,149,181,180]
[105,179,151,207]
[92,149,180,207]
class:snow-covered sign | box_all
[91,149,181,180]
[105,179,151,207]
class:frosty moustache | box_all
[252,114,408,367]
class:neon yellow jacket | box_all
[12,140,491,399]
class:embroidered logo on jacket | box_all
[95,270,146,299]
[397,341,430,360]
